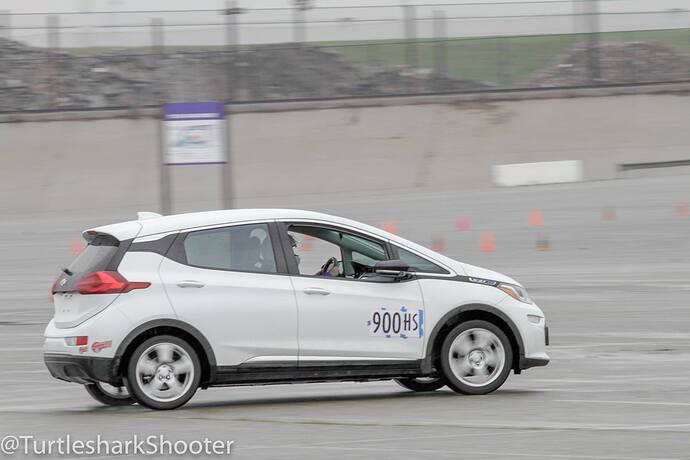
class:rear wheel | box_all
[394,377,446,392]
[84,382,135,406]
[124,335,201,410]
[440,320,513,395]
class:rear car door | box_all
[158,221,298,366]
[279,222,426,362]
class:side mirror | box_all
[374,259,411,279]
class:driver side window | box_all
[287,225,388,279]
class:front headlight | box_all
[498,283,532,304]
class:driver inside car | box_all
[288,234,343,277]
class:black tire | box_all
[124,335,201,410]
[84,382,135,406]
[394,377,446,392]
[440,320,513,395]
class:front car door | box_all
[159,221,298,367]
[277,221,426,363]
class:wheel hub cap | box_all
[135,342,195,403]
[448,327,506,388]
[156,364,173,381]
[468,350,486,368]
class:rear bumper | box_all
[44,353,118,385]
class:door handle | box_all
[303,287,331,296]
[176,280,206,288]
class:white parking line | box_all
[240,444,681,460]
[174,415,690,433]
[0,347,43,351]
[557,399,690,407]
[240,428,562,451]
[0,385,84,395]
[548,342,685,349]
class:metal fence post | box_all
[46,15,61,109]
[224,1,240,102]
[223,3,238,210]
[584,0,601,83]
[432,10,447,78]
[222,106,233,210]
[403,4,418,69]
[151,18,166,102]
[293,3,306,45]
[46,15,60,50]
[0,10,10,40]
[152,17,172,216]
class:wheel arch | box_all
[112,319,217,386]
[424,304,524,373]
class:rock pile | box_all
[524,41,690,87]
[0,38,484,112]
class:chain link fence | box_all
[1,1,689,112]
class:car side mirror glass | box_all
[374,259,411,279]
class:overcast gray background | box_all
[3,0,689,47]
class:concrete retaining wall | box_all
[2,89,689,217]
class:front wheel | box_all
[124,335,201,410]
[84,382,135,406]
[440,320,513,395]
[394,377,446,392]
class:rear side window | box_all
[183,223,277,273]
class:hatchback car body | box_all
[45,209,549,409]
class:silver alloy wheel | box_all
[135,342,195,403]
[96,382,130,399]
[448,327,505,387]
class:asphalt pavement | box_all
[1,174,689,459]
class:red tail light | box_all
[74,271,150,295]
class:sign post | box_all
[161,101,231,212]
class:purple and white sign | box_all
[164,102,225,165]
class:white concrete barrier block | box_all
[492,160,583,187]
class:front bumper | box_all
[519,356,550,369]
[44,353,118,385]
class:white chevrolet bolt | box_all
[44,209,549,410]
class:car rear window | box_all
[56,234,120,292]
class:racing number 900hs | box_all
[368,307,424,339]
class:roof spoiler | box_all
[137,211,163,220]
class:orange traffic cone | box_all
[536,234,551,252]
[455,215,470,231]
[431,235,446,252]
[528,209,544,227]
[480,233,496,253]
[381,219,398,235]
[302,234,314,252]
[69,239,85,255]
[602,207,616,221]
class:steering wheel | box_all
[320,257,339,274]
